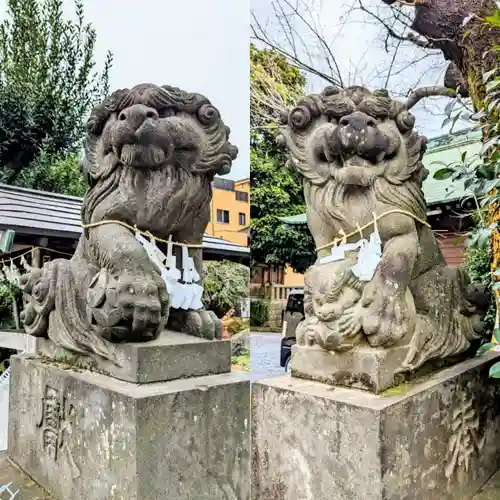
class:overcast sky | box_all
[0,0,251,180]
[78,0,250,180]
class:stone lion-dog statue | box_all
[19,83,237,362]
[279,86,489,375]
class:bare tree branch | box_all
[251,1,345,88]
[279,0,345,86]
[356,0,432,50]
[251,10,342,87]
[250,49,304,131]
[251,0,455,121]
[384,38,403,87]
[405,86,457,109]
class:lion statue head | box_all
[278,86,429,237]
[80,83,238,234]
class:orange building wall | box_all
[206,178,250,247]
[284,265,304,287]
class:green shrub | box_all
[203,260,249,318]
[464,246,496,334]
[231,351,250,371]
[226,317,250,335]
[0,281,21,330]
[250,298,269,327]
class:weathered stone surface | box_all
[252,353,500,500]
[35,331,231,383]
[291,342,473,393]
[0,452,54,499]
[231,330,250,356]
[473,469,500,500]
[279,86,489,383]
[20,83,238,362]
[9,355,250,500]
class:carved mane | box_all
[80,84,238,227]
[279,86,429,228]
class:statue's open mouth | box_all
[115,143,167,167]
[318,147,396,169]
[314,124,398,167]
[326,155,388,187]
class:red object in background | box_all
[437,232,466,267]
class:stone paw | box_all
[95,272,169,342]
[167,308,222,340]
[361,286,413,347]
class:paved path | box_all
[249,332,284,381]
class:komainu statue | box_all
[19,83,237,362]
[278,86,489,391]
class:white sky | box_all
[0,0,251,180]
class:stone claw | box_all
[96,273,168,342]
[361,288,412,347]
[167,308,222,340]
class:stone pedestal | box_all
[252,353,500,500]
[291,342,471,394]
[8,333,251,500]
[35,330,232,383]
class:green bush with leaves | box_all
[0,281,21,330]
[250,298,269,327]
[16,150,87,196]
[250,46,316,273]
[433,11,500,377]
[203,260,249,319]
[0,0,111,192]
[251,148,315,273]
[464,246,496,333]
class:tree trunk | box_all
[386,0,500,319]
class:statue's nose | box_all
[339,112,376,132]
[118,104,159,131]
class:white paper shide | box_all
[135,232,203,311]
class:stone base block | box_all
[35,330,231,383]
[252,353,500,500]
[9,355,250,500]
[291,343,471,393]
[0,452,54,499]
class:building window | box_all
[213,178,235,191]
[238,213,246,226]
[216,209,230,224]
[235,191,248,202]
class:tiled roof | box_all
[0,184,249,257]
[279,214,308,225]
[422,128,482,206]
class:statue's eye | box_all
[158,107,176,118]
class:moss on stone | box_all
[380,382,413,397]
